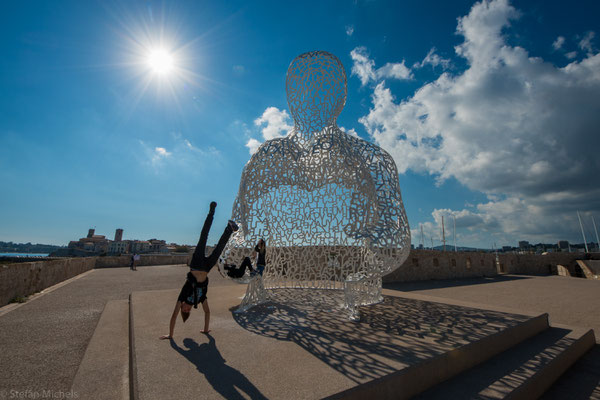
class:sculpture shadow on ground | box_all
[233,289,530,384]
[170,335,268,400]
[384,274,532,292]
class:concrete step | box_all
[327,313,550,400]
[414,325,596,400]
[541,344,600,399]
[71,299,129,400]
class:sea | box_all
[0,253,49,257]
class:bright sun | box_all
[147,48,174,75]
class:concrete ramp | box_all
[71,300,129,399]
[577,260,600,279]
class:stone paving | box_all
[0,265,234,396]
[0,267,599,399]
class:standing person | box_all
[254,239,266,276]
[133,253,140,270]
[130,254,135,271]
[160,201,238,339]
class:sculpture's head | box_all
[286,51,347,137]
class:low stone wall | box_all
[2,248,596,307]
[383,249,597,283]
[0,258,95,306]
[94,254,191,268]
[383,250,498,283]
[0,254,191,307]
[497,252,587,275]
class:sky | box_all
[0,0,599,248]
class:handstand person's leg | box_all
[190,202,217,267]
[240,256,253,274]
[206,220,238,268]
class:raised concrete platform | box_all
[128,285,572,399]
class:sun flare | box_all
[147,48,174,75]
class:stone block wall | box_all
[497,252,585,275]
[383,250,498,283]
[0,258,95,306]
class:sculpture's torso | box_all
[222,51,410,289]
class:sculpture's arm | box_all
[362,143,411,269]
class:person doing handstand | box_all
[160,201,238,339]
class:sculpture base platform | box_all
[101,284,592,400]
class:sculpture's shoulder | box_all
[246,134,300,167]
[333,129,397,171]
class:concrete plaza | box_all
[0,265,598,399]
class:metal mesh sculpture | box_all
[220,51,410,317]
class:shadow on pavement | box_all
[233,288,529,384]
[170,335,268,400]
[384,274,532,292]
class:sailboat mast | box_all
[453,216,457,252]
[577,211,589,253]
[442,216,446,252]
[592,216,599,252]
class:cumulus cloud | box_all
[339,126,359,138]
[552,36,565,50]
[350,47,413,86]
[346,25,354,36]
[358,0,600,245]
[245,138,262,155]
[254,107,293,140]
[245,107,293,155]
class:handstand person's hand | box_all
[200,330,211,334]
[159,335,171,340]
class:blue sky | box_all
[1,0,599,248]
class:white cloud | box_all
[254,107,293,140]
[245,107,293,155]
[565,51,577,59]
[552,36,565,50]
[414,48,451,69]
[339,126,359,138]
[350,47,413,86]
[377,61,412,80]
[350,47,377,85]
[578,31,596,54]
[346,25,354,36]
[245,138,262,155]
[152,147,171,164]
[358,0,600,246]
[140,134,221,172]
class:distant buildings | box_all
[67,228,169,255]
[518,241,530,250]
